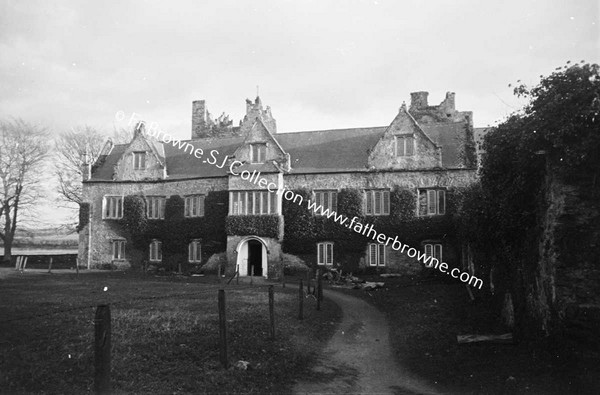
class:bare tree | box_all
[0,119,49,263]
[54,125,134,222]
[55,126,105,207]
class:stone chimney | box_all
[410,91,429,110]
[81,155,91,181]
[440,92,456,113]
[192,100,207,139]
[240,96,277,134]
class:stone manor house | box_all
[78,92,478,278]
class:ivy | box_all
[225,215,283,240]
[282,187,462,267]
[117,191,228,269]
[77,202,90,232]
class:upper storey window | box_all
[365,190,390,215]
[314,190,337,215]
[251,144,266,164]
[230,191,277,215]
[133,152,147,170]
[394,135,415,157]
[418,189,446,216]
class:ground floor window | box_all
[317,242,333,265]
[188,240,201,263]
[368,243,386,266]
[149,240,162,262]
[112,239,125,260]
[423,243,442,267]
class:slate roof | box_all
[89,124,468,181]
[420,122,468,168]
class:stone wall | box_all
[368,108,442,170]
[80,177,228,269]
[80,168,476,272]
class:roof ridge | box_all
[279,126,388,135]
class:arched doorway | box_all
[236,237,268,277]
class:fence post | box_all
[269,285,275,339]
[94,304,111,394]
[218,289,228,369]
[298,279,304,320]
[48,257,53,274]
[218,264,222,284]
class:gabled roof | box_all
[88,123,469,181]
[421,123,468,168]
[277,127,386,173]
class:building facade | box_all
[78,91,478,278]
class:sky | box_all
[0,0,598,226]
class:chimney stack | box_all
[410,91,429,110]
[192,100,207,139]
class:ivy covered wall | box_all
[116,190,228,270]
[282,187,462,272]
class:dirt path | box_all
[293,289,440,395]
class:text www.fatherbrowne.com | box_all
[116,111,484,289]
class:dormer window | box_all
[133,152,147,170]
[394,135,415,157]
[251,144,266,163]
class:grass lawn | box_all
[336,274,600,395]
[0,271,341,394]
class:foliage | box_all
[117,191,228,269]
[456,62,600,336]
[120,195,148,248]
[510,61,600,174]
[77,203,90,232]
[282,187,460,268]
[225,214,283,240]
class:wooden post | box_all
[22,257,28,272]
[236,269,239,285]
[269,285,275,339]
[94,304,111,394]
[218,290,228,369]
[298,279,304,320]
[75,257,79,275]
[15,256,20,271]
[218,264,222,284]
[250,266,254,285]
[48,257,53,274]
[306,270,310,293]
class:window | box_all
[250,144,266,163]
[395,135,415,157]
[365,190,390,215]
[368,244,386,266]
[230,191,277,215]
[103,196,123,219]
[146,196,166,219]
[133,152,147,170]
[423,243,443,267]
[314,190,337,214]
[188,240,202,263]
[112,239,125,260]
[418,189,446,216]
[184,195,205,217]
[149,240,162,262]
[317,242,333,265]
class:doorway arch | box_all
[235,236,269,277]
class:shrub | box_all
[282,253,310,276]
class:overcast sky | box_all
[0,0,598,226]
